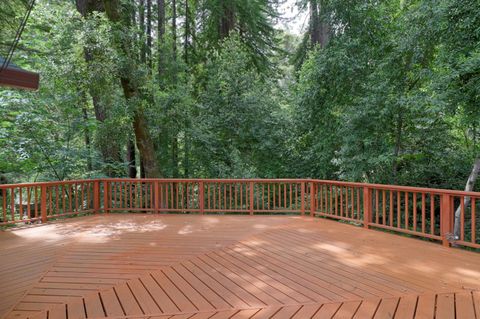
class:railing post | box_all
[249,181,254,215]
[41,184,47,223]
[310,181,316,217]
[199,181,205,214]
[103,180,109,213]
[154,180,160,213]
[441,193,452,247]
[301,182,305,216]
[93,180,100,214]
[363,186,371,229]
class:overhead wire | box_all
[0,0,36,73]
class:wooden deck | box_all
[1,214,479,319]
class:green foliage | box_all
[293,0,479,189]
[192,35,290,177]
[196,0,280,71]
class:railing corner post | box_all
[93,180,100,214]
[309,181,316,217]
[103,180,109,214]
[40,184,47,223]
[441,193,452,247]
[199,181,205,215]
[249,181,254,215]
[363,186,371,229]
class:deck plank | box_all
[312,302,342,318]
[414,294,435,319]
[140,275,179,314]
[435,293,455,319]
[353,299,380,319]
[473,291,480,319]
[394,295,417,319]
[332,300,361,319]
[455,291,476,319]
[99,288,124,317]
[114,283,143,316]
[373,297,398,319]
[291,304,322,318]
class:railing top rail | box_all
[312,179,480,197]
[0,179,97,189]
[101,178,311,183]
[1,177,480,197]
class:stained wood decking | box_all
[1,214,479,319]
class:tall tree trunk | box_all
[146,0,152,70]
[309,0,321,45]
[453,157,480,239]
[392,112,403,183]
[219,0,235,39]
[318,1,330,48]
[172,0,177,61]
[139,0,146,63]
[103,0,161,178]
[183,0,190,177]
[127,137,137,178]
[184,0,189,64]
[309,0,329,48]
[171,0,179,177]
[157,0,165,80]
[81,96,93,171]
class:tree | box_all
[196,0,279,71]
[102,0,161,177]
[193,35,289,177]
[435,0,480,238]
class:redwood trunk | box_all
[103,0,161,178]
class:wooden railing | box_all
[1,178,479,249]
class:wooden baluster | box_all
[19,187,23,219]
[441,193,452,247]
[421,193,426,233]
[2,189,7,222]
[334,186,338,216]
[154,181,160,213]
[249,181,254,215]
[460,196,465,241]
[93,180,100,214]
[389,191,394,227]
[104,181,109,213]
[430,194,435,235]
[363,186,371,229]
[10,188,15,222]
[230,184,233,210]
[300,182,305,216]
[310,182,315,217]
[41,185,47,223]
[413,193,417,232]
[382,190,386,225]
[199,181,204,214]
[472,198,476,245]
[405,192,409,230]
[340,186,344,217]
[222,183,225,211]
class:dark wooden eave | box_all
[0,57,39,90]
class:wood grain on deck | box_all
[1,214,479,319]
